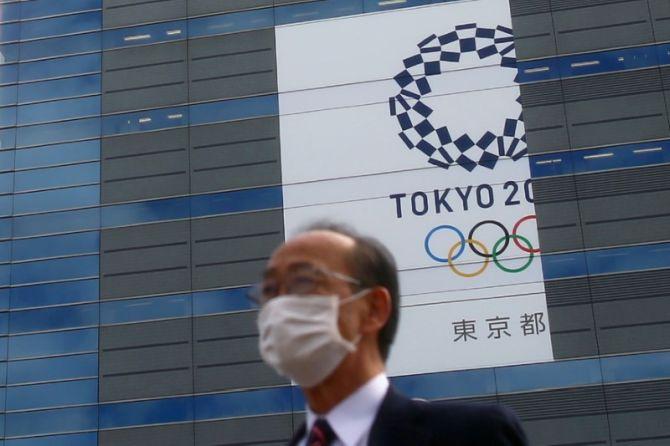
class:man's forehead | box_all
[267,230,356,274]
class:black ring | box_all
[468,220,509,258]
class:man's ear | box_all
[361,287,392,334]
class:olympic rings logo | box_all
[424,215,540,277]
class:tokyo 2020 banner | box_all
[276,0,554,375]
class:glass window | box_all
[530,153,573,178]
[19,74,100,104]
[5,405,98,437]
[6,432,98,446]
[101,196,188,228]
[363,0,433,11]
[191,186,283,218]
[13,184,99,215]
[0,310,7,334]
[0,126,15,148]
[0,263,9,286]
[0,42,19,65]
[19,53,101,83]
[601,351,670,383]
[0,63,17,85]
[13,207,100,238]
[11,255,99,285]
[573,141,670,175]
[8,329,98,361]
[15,162,99,192]
[275,0,363,25]
[189,8,274,39]
[0,193,11,217]
[0,287,8,310]
[99,396,192,429]
[10,303,98,334]
[0,84,16,106]
[20,32,101,62]
[17,117,100,148]
[586,242,670,275]
[21,0,101,21]
[190,95,278,126]
[102,106,188,136]
[7,378,98,411]
[540,251,588,280]
[0,148,12,171]
[0,3,20,23]
[15,140,100,170]
[13,231,99,262]
[393,368,496,400]
[0,103,15,127]
[18,96,100,126]
[193,287,253,316]
[0,216,10,239]
[8,353,98,385]
[0,239,9,262]
[21,11,101,41]
[195,387,292,421]
[0,334,7,359]
[103,20,187,50]
[496,358,602,393]
[0,170,12,194]
[101,293,190,325]
[11,279,98,310]
[0,22,19,43]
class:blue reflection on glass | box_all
[0,171,12,194]
[11,279,98,310]
[393,368,496,399]
[6,406,98,437]
[191,186,283,218]
[10,303,99,334]
[8,329,98,361]
[496,358,602,393]
[0,217,10,239]
[195,387,292,421]
[16,140,100,170]
[12,255,99,285]
[540,251,588,280]
[18,96,100,126]
[7,378,98,411]
[102,106,188,136]
[19,53,101,83]
[100,396,193,429]
[6,432,98,446]
[103,20,186,49]
[0,239,9,262]
[189,8,274,38]
[193,287,254,316]
[0,104,15,127]
[13,207,100,238]
[13,232,99,262]
[0,63,17,85]
[0,43,19,65]
[275,0,363,25]
[572,140,670,175]
[586,242,670,275]
[0,3,20,24]
[0,22,19,43]
[364,0,434,11]
[20,32,101,62]
[0,194,11,217]
[0,263,9,285]
[15,162,99,192]
[17,117,100,148]
[0,127,15,148]
[0,311,7,334]
[515,58,561,84]
[101,196,188,227]
[0,288,8,310]
[21,0,101,21]
[8,353,97,385]
[190,95,278,126]
[558,45,658,79]
[0,334,7,359]
[0,84,17,106]
[0,149,12,171]
[19,74,101,104]
[601,351,670,383]
[21,11,101,41]
[13,185,99,214]
[101,293,191,325]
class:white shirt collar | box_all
[306,373,389,446]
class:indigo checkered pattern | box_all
[389,24,526,172]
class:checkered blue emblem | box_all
[389,24,526,172]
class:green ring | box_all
[492,234,534,273]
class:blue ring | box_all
[424,225,466,263]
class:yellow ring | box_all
[448,238,490,278]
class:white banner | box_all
[277,0,554,375]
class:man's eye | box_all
[288,275,318,293]
[261,284,278,298]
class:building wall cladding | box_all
[0,0,667,445]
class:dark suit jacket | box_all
[289,387,528,445]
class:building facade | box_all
[0,0,668,445]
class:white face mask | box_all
[257,289,369,388]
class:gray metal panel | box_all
[189,29,277,102]
[191,210,284,290]
[100,424,194,446]
[190,117,281,194]
[509,0,550,16]
[535,201,583,253]
[195,414,293,446]
[552,0,653,54]
[102,41,188,113]
[519,82,569,154]
[100,319,193,401]
[188,0,272,16]
[607,381,670,445]
[101,128,189,204]
[650,0,670,43]
[532,176,577,203]
[522,415,611,446]
[103,0,186,28]
[193,312,288,392]
[511,13,556,60]
[499,386,607,420]
[101,221,191,299]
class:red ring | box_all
[512,215,541,253]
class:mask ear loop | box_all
[337,288,371,347]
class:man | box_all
[254,223,528,446]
